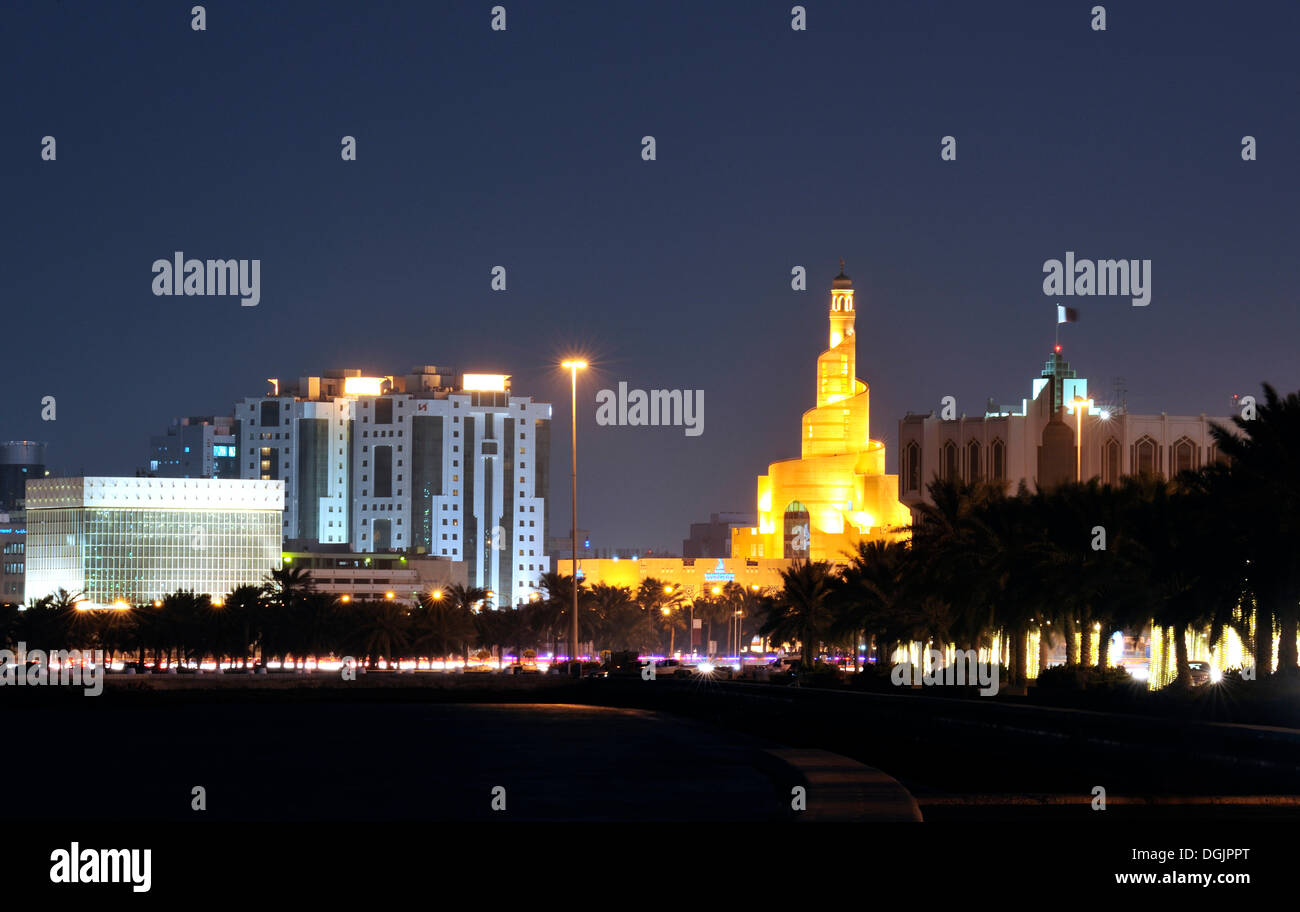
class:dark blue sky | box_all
[3,0,1296,551]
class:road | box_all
[17,703,811,821]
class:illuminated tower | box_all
[733,263,911,563]
[806,262,869,459]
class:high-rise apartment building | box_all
[144,416,239,479]
[236,366,551,606]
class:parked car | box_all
[1187,661,1213,686]
[503,663,541,675]
[548,660,604,677]
[654,659,692,677]
[767,657,802,683]
[691,661,736,680]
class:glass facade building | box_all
[24,477,284,606]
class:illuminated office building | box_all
[731,266,912,561]
[23,476,284,607]
[237,366,551,606]
[145,416,238,479]
[0,511,25,606]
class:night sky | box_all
[3,0,1296,552]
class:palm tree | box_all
[1211,383,1300,676]
[588,583,653,653]
[636,577,685,655]
[540,571,591,661]
[261,565,314,609]
[222,585,263,667]
[356,600,412,669]
[410,593,473,669]
[759,560,837,669]
[259,565,314,667]
[21,589,80,653]
[500,602,540,668]
[432,584,487,669]
[833,540,909,672]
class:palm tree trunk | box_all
[1254,605,1273,676]
[1278,609,1298,676]
[1174,622,1192,687]
[1013,628,1028,687]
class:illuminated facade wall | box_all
[24,477,284,607]
[898,352,1238,516]
[732,267,912,562]
[351,387,551,606]
[554,556,790,600]
[238,391,354,544]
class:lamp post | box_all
[1069,395,1095,482]
[709,585,723,658]
[562,359,587,674]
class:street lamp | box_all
[1069,395,1095,482]
[562,359,588,674]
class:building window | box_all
[1102,437,1121,485]
[965,439,980,482]
[940,441,958,482]
[990,438,1006,482]
[1171,436,1198,475]
[1133,436,1158,476]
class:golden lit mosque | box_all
[558,264,911,600]
[731,264,912,562]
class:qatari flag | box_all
[1057,305,1079,324]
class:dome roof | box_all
[832,258,852,289]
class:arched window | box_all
[1102,437,1121,485]
[903,441,921,493]
[941,441,958,481]
[1171,436,1198,475]
[1133,436,1158,476]
[965,440,981,481]
[782,500,811,560]
[989,438,1006,482]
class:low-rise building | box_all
[281,548,466,606]
[898,349,1237,518]
[0,511,25,607]
[24,476,284,607]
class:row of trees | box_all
[757,384,1300,688]
[0,567,769,669]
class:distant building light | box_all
[462,373,509,392]
[343,376,386,397]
